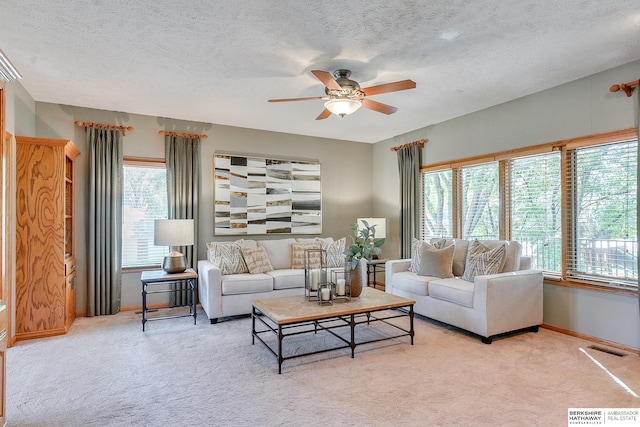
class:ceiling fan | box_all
[268,69,416,120]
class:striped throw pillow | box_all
[462,240,507,282]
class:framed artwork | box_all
[214,153,321,235]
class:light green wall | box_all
[32,103,373,312]
[5,80,35,137]
[373,59,640,350]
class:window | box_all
[420,128,638,293]
[122,160,168,269]
[423,169,453,238]
[508,152,561,273]
[460,162,499,240]
[568,140,637,284]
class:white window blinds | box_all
[460,162,499,240]
[422,169,453,239]
[507,152,562,274]
[567,140,638,285]
[122,163,168,268]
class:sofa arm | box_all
[385,259,411,293]
[197,260,223,322]
[473,269,543,337]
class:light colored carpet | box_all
[7,306,640,427]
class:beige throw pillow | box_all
[417,244,455,278]
[462,240,507,282]
[206,240,248,275]
[291,242,322,269]
[409,238,450,273]
[242,246,274,274]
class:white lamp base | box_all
[162,250,187,274]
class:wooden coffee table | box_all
[251,287,415,373]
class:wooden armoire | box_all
[15,136,79,340]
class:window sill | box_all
[544,276,638,297]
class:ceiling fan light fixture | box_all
[324,98,362,117]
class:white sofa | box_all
[385,238,543,343]
[198,237,345,323]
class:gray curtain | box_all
[165,135,200,306]
[397,144,422,259]
[87,127,123,316]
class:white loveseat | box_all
[385,238,543,343]
[198,237,346,324]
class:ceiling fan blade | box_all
[311,70,342,91]
[362,98,398,115]
[268,96,324,103]
[315,109,332,120]
[361,79,416,96]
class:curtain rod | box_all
[390,138,426,152]
[609,79,640,97]
[75,120,134,135]
[159,130,208,139]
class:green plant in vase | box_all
[344,220,385,297]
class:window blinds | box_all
[566,140,638,285]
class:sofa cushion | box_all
[462,240,507,281]
[430,238,469,277]
[296,237,334,246]
[479,240,521,272]
[221,273,273,295]
[242,246,274,274]
[390,271,433,296]
[418,244,455,278]
[323,237,346,268]
[428,278,475,308]
[206,240,248,275]
[257,238,296,269]
[291,242,322,268]
[267,269,305,290]
[409,238,449,273]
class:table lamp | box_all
[154,219,194,273]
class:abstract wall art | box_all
[214,153,321,235]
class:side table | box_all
[366,259,387,289]
[140,268,198,331]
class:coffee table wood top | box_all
[252,287,415,325]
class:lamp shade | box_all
[357,218,386,239]
[324,98,362,117]
[154,219,194,247]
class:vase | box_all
[348,258,366,297]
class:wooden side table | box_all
[140,268,198,331]
[366,259,387,289]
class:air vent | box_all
[587,345,627,357]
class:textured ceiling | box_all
[2,1,640,143]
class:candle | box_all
[321,287,330,301]
[336,279,346,296]
[311,269,319,290]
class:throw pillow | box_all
[417,244,455,278]
[462,240,507,282]
[291,242,322,269]
[242,246,274,274]
[409,238,450,273]
[206,240,248,275]
[323,237,346,268]
[408,238,425,273]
